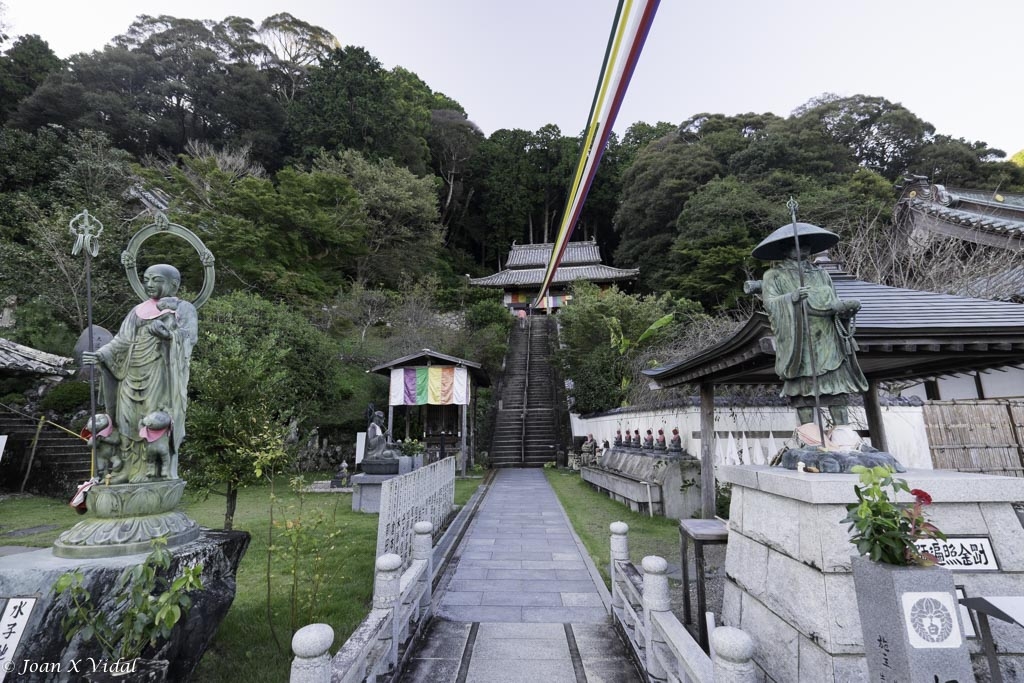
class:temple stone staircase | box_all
[490,316,560,468]
[0,408,90,495]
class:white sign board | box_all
[0,597,36,683]
[915,537,998,570]
[0,435,6,464]
[355,432,366,465]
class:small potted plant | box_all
[398,438,423,457]
[842,465,972,680]
[842,464,945,565]
[54,538,204,682]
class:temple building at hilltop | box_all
[468,239,638,312]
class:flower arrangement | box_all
[398,438,423,457]
[841,465,946,566]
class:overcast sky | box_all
[5,0,1023,156]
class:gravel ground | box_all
[667,544,727,635]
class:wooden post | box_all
[387,405,394,441]
[460,403,468,476]
[19,416,46,493]
[700,382,716,519]
[863,379,888,452]
[469,389,476,468]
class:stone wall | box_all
[571,405,932,469]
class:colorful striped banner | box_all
[389,367,470,405]
[535,0,661,305]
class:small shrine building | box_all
[369,349,489,465]
[468,239,638,312]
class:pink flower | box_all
[910,489,932,505]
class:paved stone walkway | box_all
[403,469,642,682]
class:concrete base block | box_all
[719,466,1024,680]
[351,473,400,513]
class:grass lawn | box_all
[544,468,681,585]
[0,474,483,683]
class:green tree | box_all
[288,46,430,171]
[0,34,62,124]
[139,146,367,303]
[258,12,338,103]
[427,109,484,230]
[613,132,722,291]
[793,93,934,180]
[182,292,349,528]
[314,149,442,288]
[557,281,691,413]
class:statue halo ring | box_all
[121,215,216,309]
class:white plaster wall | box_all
[571,404,933,469]
[981,367,1024,398]
[935,374,981,400]
[900,366,1024,401]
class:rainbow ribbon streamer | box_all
[534,0,661,307]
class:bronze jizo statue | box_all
[55,214,215,558]
[82,264,197,483]
[753,222,868,427]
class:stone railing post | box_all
[373,553,403,609]
[290,623,334,683]
[609,520,629,609]
[642,555,670,683]
[374,553,403,673]
[413,521,433,614]
[710,627,756,682]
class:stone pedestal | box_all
[718,466,1024,681]
[0,530,249,683]
[53,479,200,558]
[351,473,399,513]
[581,448,700,519]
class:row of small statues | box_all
[609,428,683,452]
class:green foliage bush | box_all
[1,392,27,407]
[39,381,90,413]
[7,300,78,356]
[465,298,513,331]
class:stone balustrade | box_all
[290,521,434,683]
[609,522,756,682]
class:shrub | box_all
[1,392,27,407]
[466,299,513,331]
[39,381,90,413]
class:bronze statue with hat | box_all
[752,199,868,442]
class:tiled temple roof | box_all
[469,264,639,288]
[0,338,75,376]
[469,239,638,288]
[504,241,602,268]
[897,176,1024,247]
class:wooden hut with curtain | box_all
[369,350,489,466]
